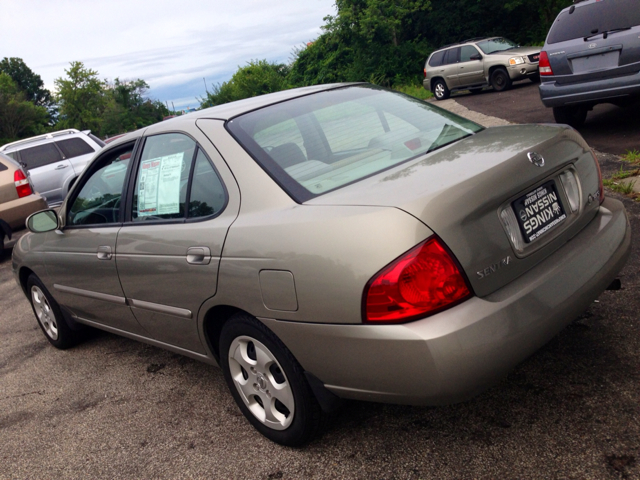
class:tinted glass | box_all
[132,133,196,222]
[5,151,17,160]
[188,149,227,218]
[0,160,7,172]
[429,50,446,67]
[227,85,483,202]
[19,143,62,169]
[547,0,640,44]
[476,38,518,54]
[56,138,95,159]
[460,45,480,62]
[68,147,133,226]
[443,48,460,64]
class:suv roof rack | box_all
[0,129,81,152]
[437,37,492,51]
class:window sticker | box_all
[138,153,184,216]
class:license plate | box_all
[512,181,566,243]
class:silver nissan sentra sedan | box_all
[12,83,630,446]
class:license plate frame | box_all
[512,181,566,243]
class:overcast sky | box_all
[2,0,335,109]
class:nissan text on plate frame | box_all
[13,84,630,446]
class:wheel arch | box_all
[430,76,445,92]
[201,304,247,362]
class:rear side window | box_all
[547,0,640,44]
[428,50,446,67]
[443,48,460,65]
[19,143,63,169]
[5,152,17,160]
[56,138,95,159]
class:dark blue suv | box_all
[538,0,640,127]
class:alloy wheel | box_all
[31,285,58,340]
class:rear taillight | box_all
[423,68,427,78]
[539,51,553,76]
[364,237,472,323]
[591,149,605,204]
[14,170,32,198]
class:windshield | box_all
[226,85,483,202]
[476,37,518,54]
[547,0,640,44]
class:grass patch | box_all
[393,83,433,100]
[604,178,637,195]
[622,149,640,163]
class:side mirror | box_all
[470,54,483,61]
[27,209,60,233]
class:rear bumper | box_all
[0,194,47,231]
[539,71,640,107]
[261,197,630,405]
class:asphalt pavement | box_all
[449,80,640,156]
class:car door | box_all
[115,129,240,354]
[41,141,147,334]
[457,45,485,87]
[18,142,73,205]
[55,137,99,178]
[441,47,462,87]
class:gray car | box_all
[538,0,640,127]
[13,84,630,446]
[424,37,541,100]
[0,129,105,207]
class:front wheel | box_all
[553,106,588,128]
[490,69,512,92]
[27,274,77,349]
[433,79,450,100]
[220,313,321,446]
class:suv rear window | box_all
[19,143,63,169]
[547,0,640,44]
[56,138,95,159]
[227,85,483,202]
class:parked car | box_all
[538,0,640,127]
[0,152,47,256]
[13,84,629,446]
[424,37,541,100]
[0,129,105,207]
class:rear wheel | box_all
[27,274,77,349]
[490,68,512,92]
[433,79,450,100]
[220,313,321,446]
[553,106,588,128]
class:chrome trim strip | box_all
[53,284,127,305]
[129,298,192,319]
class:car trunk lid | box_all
[307,125,602,297]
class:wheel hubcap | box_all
[31,286,58,340]
[228,336,294,430]
[435,84,444,98]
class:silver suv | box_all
[424,37,541,100]
[538,0,640,127]
[0,129,105,207]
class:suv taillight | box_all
[539,51,553,76]
[364,237,472,323]
[423,68,427,78]
[14,170,32,198]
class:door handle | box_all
[186,246,211,265]
[97,245,112,260]
[55,164,69,170]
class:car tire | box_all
[552,106,588,128]
[27,274,77,349]
[220,312,322,447]
[433,79,450,101]
[490,68,512,92]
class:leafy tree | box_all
[54,61,106,132]
[0,73,48,144]
[200,60,290,107]
[0,57,53,107]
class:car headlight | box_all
[509,56,525,65]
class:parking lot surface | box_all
[1,156,639,479]
[450,81,640,156]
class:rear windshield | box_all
[547,0,640,44]
[226,85,483,202]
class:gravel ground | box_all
[0,121,638,479]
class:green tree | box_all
[0,57,53,107]
[54,61,106,132]
[0,73,48,144]
[200,60,290,107]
